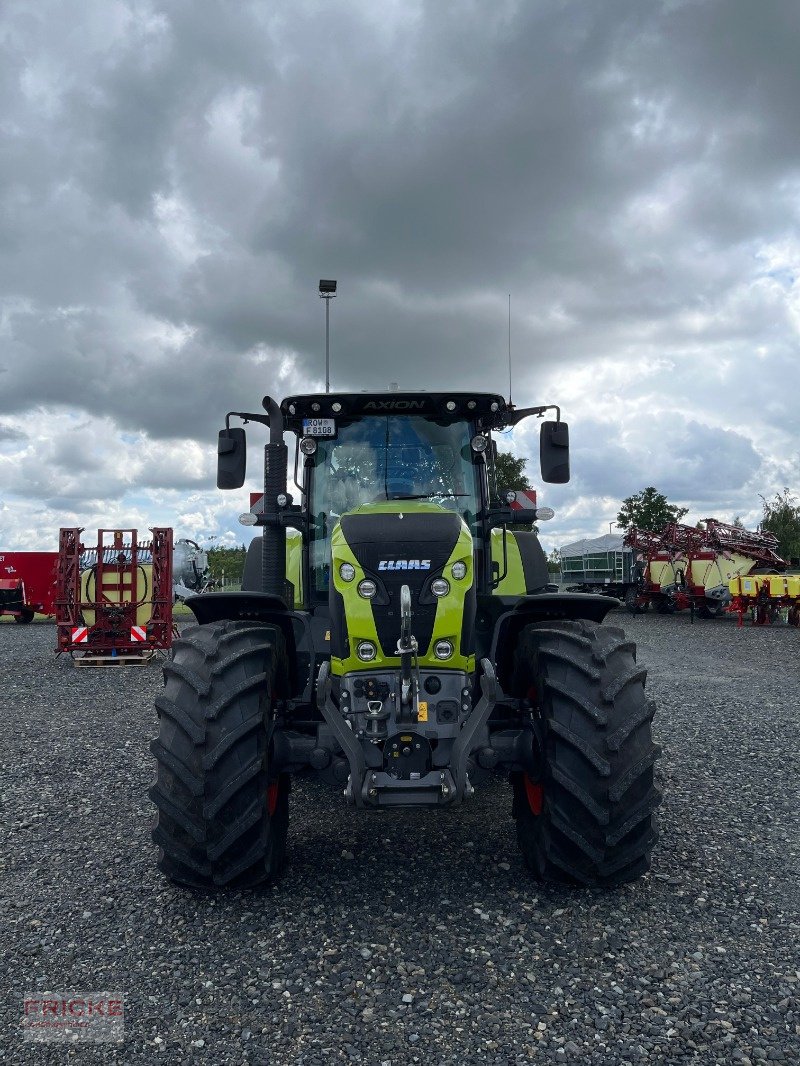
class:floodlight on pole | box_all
[319,279,337,393]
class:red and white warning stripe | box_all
[71,626,88,644]
[130,625,147,642]
[509,489,537,510]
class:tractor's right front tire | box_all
[150,620,290,890]
[511,619,661,887]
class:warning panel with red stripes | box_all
[509,489,537,510]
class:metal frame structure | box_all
[56,527,174,658]
[727,574,800,628]
[624,521,787,615]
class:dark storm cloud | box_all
[0,0,798,543]
[0,422,26,442]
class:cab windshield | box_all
[308,416,480,594]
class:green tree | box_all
[760,488,800,562]
[616,487,689,532]
[547,548,561,574]
[491,450,536,531]
[493,451,532,493]
[206,545,247,586]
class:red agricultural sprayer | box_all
[624,520,786,617]
[55,528,174,665]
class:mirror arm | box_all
[503,403,561,427]
[225,410,271,431]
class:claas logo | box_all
[378,560,431,571]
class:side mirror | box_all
[217,428,246,489]
[540,420,570,484]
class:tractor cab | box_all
[287,396,484,601]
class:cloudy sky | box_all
[1,0,798,555]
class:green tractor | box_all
[150,391,660,889]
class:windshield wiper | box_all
[388,492,469,500]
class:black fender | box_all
[490,592,619,692]
[183,592,308,697]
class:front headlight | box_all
[358,579,377,598]
[357,641,377,662]
[433,639,453,660]
[431,577,450,597]
[451,561,467,580]
[339,562,355,582]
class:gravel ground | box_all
[2,614,799,1064]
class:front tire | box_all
[511,619,661,887]
[14,609,34,624]
[150,620,290,889]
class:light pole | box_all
[319,279,337,393]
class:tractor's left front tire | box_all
[150,620,289,890]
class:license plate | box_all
[302,417,336,438]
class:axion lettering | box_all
[363,400,426,411]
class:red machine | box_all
[703,519,785,569]
[625,520,786,617]
[0,551,59,622]
[56,528,174,662]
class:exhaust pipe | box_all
[261,395,288,600]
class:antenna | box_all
[319,279,337,393]
[507,293,513,406]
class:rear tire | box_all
[698,600,723,619]
[624,587,641,614]
[150,620,290,889]
[510,619,661,886]
[14,609,34,624]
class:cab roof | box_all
[279,391,511,429]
